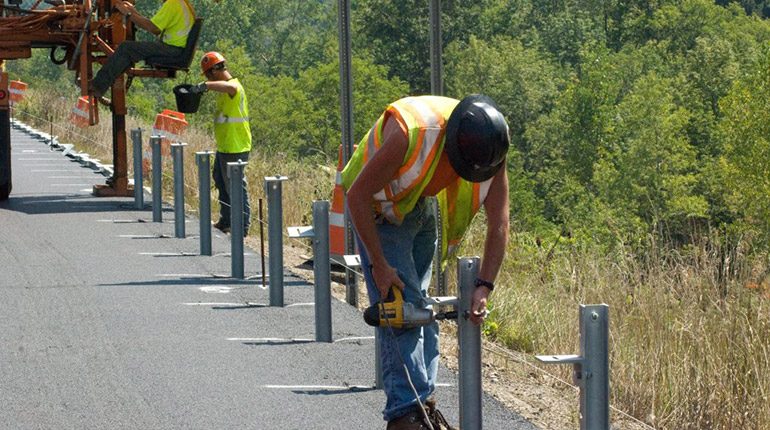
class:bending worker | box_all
[89,0,196,99]
[341,95,510,430]
[189,51,251,236]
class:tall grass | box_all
[456,214,770,429]
[15,89,770,429]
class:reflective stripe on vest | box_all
[214,86,248,124]
[340,96,459,224]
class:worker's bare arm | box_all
[347,117,408,299]
[116,2,161,36]
[470,166,509,325]
[204,81,238,97]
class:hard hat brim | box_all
[444,94,506,183]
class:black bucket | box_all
[173,84,202,114]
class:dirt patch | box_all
[269,240,650,430]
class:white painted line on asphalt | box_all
[333,336,375,343]
[21,150,38,153]
[183,302,266,307]
[199,286,233,294]
[158,274,213,277]
[286,302,314,307]
[118,234,160,238]
[213,252,257,257]
[228,337,313,343]
[261,384,381,390]
[138,252,198,256]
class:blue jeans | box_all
[356,198,439,422]
[213,151,251,230]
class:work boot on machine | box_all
[424,398,457,430]
[386,409,431,430]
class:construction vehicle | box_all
[0,0,202,200]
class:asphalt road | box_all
[0,122,538,429]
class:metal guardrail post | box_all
[536,305,610,430]
[171,143,188,238]
[229,160,248,279]
[375,329,383,389]
[265,175,289,306]
[196,151,214,256]
[151,135,162,223]
[458,256,482,430]
[131,128,144,209]
[312,200,333,342]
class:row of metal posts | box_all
[130,128,611,430]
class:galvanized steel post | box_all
[171,143,188,238]
[265,175,288,306]
[229,160,248,279]
[196,151,214,256]
[375,329,383,389]
[313,200,332,342]
[131,128,144,209]
[458,256,482,430]
[151,135,162,223]
[536,305,610,430]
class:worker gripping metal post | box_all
[343,95,511,430]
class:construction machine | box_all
[0,0,200,200]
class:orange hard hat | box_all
[201,51,226,75]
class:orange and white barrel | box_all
[145,109,188,173]
[9,80,27,106]
[69,96,91,128]
[330,144,356,263]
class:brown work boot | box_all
[424,398,457,430]
[386,410,431,430]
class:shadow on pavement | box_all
[0,193,135,215]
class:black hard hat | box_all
[444,95,510,182]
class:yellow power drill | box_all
[363,287,458,329]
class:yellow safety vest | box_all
[150,0,195,48]
[214,78,251,154]
[436,177,493,267]
[341,96,490,260]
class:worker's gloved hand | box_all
[189,82,208,94]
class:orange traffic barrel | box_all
[9,80,27,105]
[70,96,91,128]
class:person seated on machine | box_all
[88,0,196,100]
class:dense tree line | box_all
[9,0,770,251]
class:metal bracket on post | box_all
[265,175,289,306]
[536,304,610,430]
[458,256,483,430]
[196,151,214,256]
[131,128,144,209]
[150,135,163,223]
[171,142,188,238]
[287,200,333,342]
[229,160,248,279]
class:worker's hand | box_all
[115,1,134,15]
[189,82,208,94]
[469,285,490,326]
[371,263,404,300]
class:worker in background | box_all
[88,0,196,100]
[342,95,511,430]
[189,51,252,236]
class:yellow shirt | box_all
[150,0,195,48]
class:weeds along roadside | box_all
[453,212,770,430]
[15,89,770,430]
